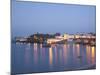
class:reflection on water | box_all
[86,45,91,64]
[49,47,53,67]
[54,46,57,64]
[63,44,68,65]
[76,44,82,64]
[40,43,42,49]
[25,44,31,64]
[40,44,45,64]
[34,43,37,50]
[86,45,96,65]
[12,43,96,74]
[91,46,95,64]
[76,44,80,57]
[33,43,38,65]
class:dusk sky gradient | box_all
[11,0,96,37]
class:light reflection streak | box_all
[25,44,31,64]
[42,48,45,63]
[59,47,63,65]
[34,43,38,64]
[63,44,67,64]
[86,45,91,64]
[49,47,53,66]
[91,46,95,64]
[54,46,58,64]
[73,43,76,63]
[40,43,42,49]
[75,44,82,64]
[40,44,43,62]
[76,44,80,57]
[67,44,70,50]
[86,45,96,65]
[34,43,37,51]
[40,44,45,63]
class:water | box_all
[11,42,96,74]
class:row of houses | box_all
[47,33,96,44]
[15,33,96,43]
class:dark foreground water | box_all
[11,42,96,75]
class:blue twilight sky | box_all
[11,0,96,37]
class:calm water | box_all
[11,42,96,74]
